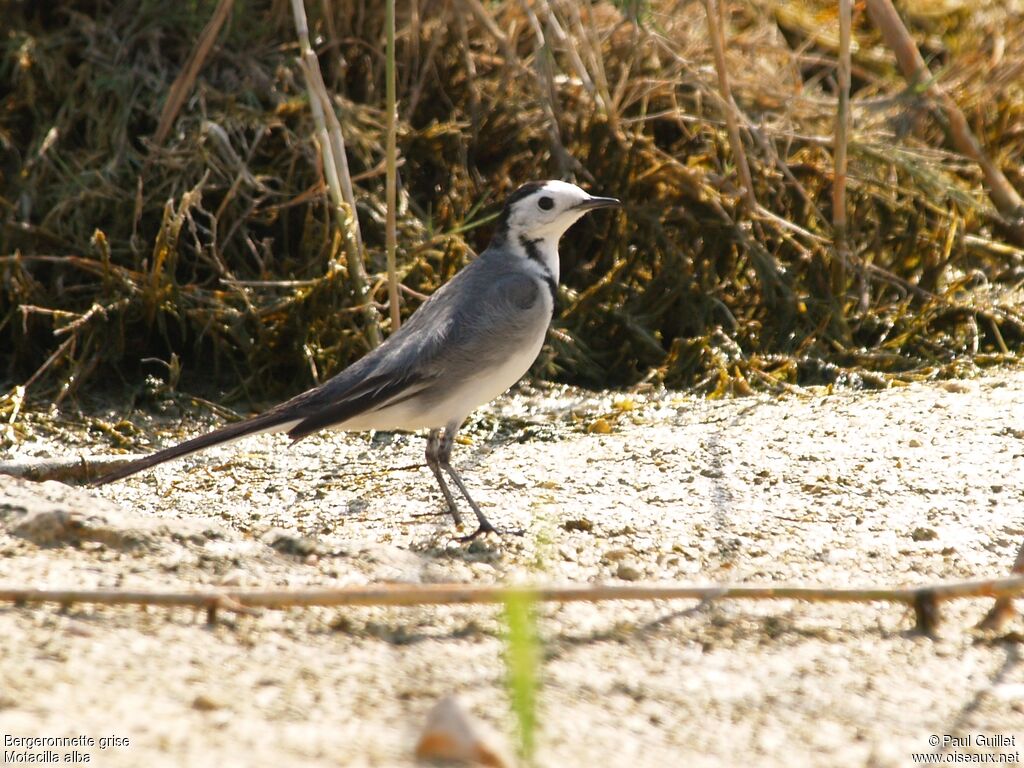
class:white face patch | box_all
[505,180,594,241]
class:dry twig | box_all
[153,0,235,146]
[864,0,1024,242]
[291,0,382,347]
[701,0,757,211]
[3,576,1022,633]
[979,541,1024,631]
[384,0,401,331]
[832,0,852,295]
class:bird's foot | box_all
[446,504,464,527]
[455,522,496,542]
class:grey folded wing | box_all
[285,268,546,439]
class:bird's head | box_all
[493,180,621,246]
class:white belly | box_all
[337,322,549,432]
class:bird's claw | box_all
[455,523,496,543]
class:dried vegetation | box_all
[2,0,1024,416]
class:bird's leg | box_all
[438,423,499,540]
[426,428,463,526]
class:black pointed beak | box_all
[575,195,622,211]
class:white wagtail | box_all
[96,180,621,538]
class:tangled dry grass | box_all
[1,0,1023,417]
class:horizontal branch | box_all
[3,576,1022,633]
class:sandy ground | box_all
[2,369,1024,767]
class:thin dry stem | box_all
[832,0,851,294]
[291,0,382,347]
[518,0,574,175]
[533,0,594,94]
[701,0,757,210]
[385,0,401,331]
[153,0,235,146]
[2,576,1022,616]
[563,1,622,139]
[460,0,517,63]
[864,0,1024,241]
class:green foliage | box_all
[502,590,540,764]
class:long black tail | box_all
[93,411,296,485]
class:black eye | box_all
[537,196,554,210]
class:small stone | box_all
[1,475,224,550]
[677,546,701,561]
[261,528,319,557]
[414,695,511,767]
[192,693,225,711]
[616,561,643,581]
[602,548,631,563]
[587,418,612,434]
[503,471,529,489]
[562,518,593,533]
[911,527,938,542]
